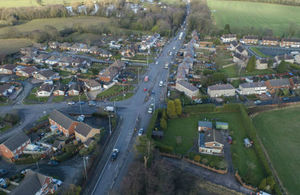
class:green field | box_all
[207,0,300,36]
[0,0,88,8]
[0,39,32,55]
[157,108,266,186]
[253,107,300,195]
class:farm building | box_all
[198,121,213,131]
[216,122,229,130]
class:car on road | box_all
[155,61,159,65]
[169,51,173,56]
[148,107,153,114]
[164,63,169,69]
[77,114,85,122]
[0,169,7,177]
[144,88,148,92]
[88,101,96,106]
[254,100,262,105]
[159,81,163,87]
[77,101,85,105]
[138,128,144,136]
[67,101,75,105]
[48,160,59,166]
[111,149,119,161]
[173,46,176,50]
[282,97,290,101]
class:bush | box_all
[194,155,201,162]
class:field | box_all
[0,39,32,55]
[0,0,89,8]
[156,108,266,186]
[253,107,300,195]
[207,0,300,36]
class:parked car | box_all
[144,88,148,92]
[88,101,96,106]
[159,81,163,87]
[138,128,144,136]
[148,107,153,114]
[282,97,290,101]
[254,100,262,105]
[0,178,7,188]
[53,178,62,186]
[0,169,7,177]
[67,101,75,105]
[77,101,85,105]
[48,160,59,166]
[111,149,119,161]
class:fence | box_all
[235,171,258,192]
[183,158,228,174]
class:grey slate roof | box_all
[177,80,198,92]
[240,81,266,88]
[75,122,93,137]
[10,170,49,195]
[208,84,235,91]
[268,79,290,87]
[49,110,74,130]
[1,131,29,152]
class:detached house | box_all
[0,131,31,160]
[45,55,60,65]
[265,78,291,92]
[10,169,57,195]
[99,60,125,83]
[16,66,37,77]
[0,64,17,74]
[207,84,235,97]
[33,69,60,81]
[198,129,224,155]
[67,82,81,96]
[220,34,237,43]
[49,110,78,137]
[53,84,66,96]
[34,54,49,64]
[74,122,100,143]
[84,80,101,91]
[36,83,53,97]
[0,83,14,96]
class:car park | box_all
[111,149,119,161]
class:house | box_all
[59,42,72,50]
[290,77,300,89]
[280,38,300,48]
[0,131,31,160]
[48,41,60,49]
[0,83,13,96]
[33,69,60,81]
[10,169,57,195]
[295,54,300,64]
[99,49,112,58]
[229,41,238,51]
[175,80,199,99]
[220,34,237,43]
[84,80,101,91]
[67,82,81,96]
[53,84,66,96]
[198,129,224,155]
[20,55,34,64]
[207,84,235,97]
[261,37,279,46]
[45,55,60,65]
[36,83,53,97]
[20,47,37,56]
[0,64,17,74]
[265,78,291,92]
[16,66,37,77]
[33,54,49,64]
[49,110,78,136]
[239,81,267,95]
[198,121,213,131]
[99,60,125,82]
[235,45,248,56]
[232,52,247,65]
[74,122,100,143]
[58,56,73,67]
[242,35,259,45]
[256,58,268,70]
[52,140,65,151]
[216,122,229,130]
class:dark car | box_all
[48,160,59,166]
[0,169,8,177]
[111,149,119,161]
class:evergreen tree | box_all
[277,61,288,73]
[167,100,177,118]
[174,99,182,116]
[160,118,167,130]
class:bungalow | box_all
[175,80,199,99]
[198,121,213,131]
[36,83,53,97]
[20,47,37,56]
[0,64,17,74]
[261,37,279,46]
[33,54,49,64]
[280,38,300,48]
[0,83,14,96]
[207,84,235,97]
[72,58,91,67]
[220,34,237,43]
[99,60,125,82]
[235,45,248,56]
[10,169,57,195]
[67,82,81,96]
[49,41,60,49]
[198,130,224,155]
[49,110,78,136]
[239,81,267,95]
[256,58,268,70]
[242,35,259,45]
[20,55,34,64]
[58,56,73,67]
[74,122,100,143]
[53,84,66,96]
[16,66,37,77]
[33,69,60,81]
[0,131,31,160]
[84,80,101,91]
[45,55,60,65]
[265,78,291,92]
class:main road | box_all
[89,17,188,195]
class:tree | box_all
[162,109,167,120]
[135,136,154,168]
[174,99,182,116]
[277,61,288,73]
[259,178,267,190]
[246,56,256,72]
[224,24,231,34]
[160,118,167,130]
[167,100,177,118]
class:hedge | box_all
[184,104,216,114]
[155,142,174,153]
[146,109,161,138]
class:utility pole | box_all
[83,157,87,180]
[137,67,140,85]
[108,114,112,135]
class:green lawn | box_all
[24,87,49,104]
[52,96,65,102]
[207,0,300,36]
[96,85,134,100]
[253,107,300,195]
[221,65,238,78]
[249,47,271,58]
[157,110,266,186]
[0,0,91,7]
